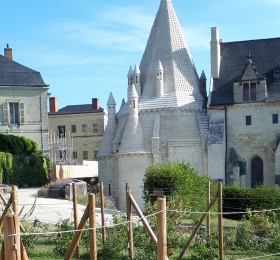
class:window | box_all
[57,126,66,138]
[59,150,66,159]
[9,103,19,124]
[273,114,278,124]
[108,184,111,196]
[94,151,98,159]
[243,82,257,102]
[71,125,76,133]
[246,116,251,125]
[73,151,77,159]
[83,151,88,160]
[93,124,98,133]
[82,124,87,132]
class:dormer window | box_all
[274,63,280,82]
[243,82,256,102]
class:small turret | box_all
[199,70,207,97]
[156,60,164,98]
[127,66,134,101]
[107,92,116,116]
[134,64,141,97]
[128,84,139,116]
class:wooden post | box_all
[64,205,89,260]
[72,183,80,258]
[89,194,97,260]
[218,182,224,260]
[12,186,18,215]
[157,198,166,260]
[207,182,211,237]
[4,215,21,260]
[100,182,106,243]
[126,187,133,259]
[178,191,218,260]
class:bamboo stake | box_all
[178,191,218,260]
[207,182,211,237]
[129,194,157,246]
[72,183,80,258]
[218,182,224,260]
[157,198,166,260]
[100,182,106,243]
[64,205,89,260]
[126,187,133,259]
[4,215,21,260]
[0,196,13,230]
[12,186,18,215]
[89,194,97,260]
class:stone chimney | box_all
[49,97,58,113]
[4,44,12,60]
[92,98,99,110]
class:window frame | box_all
[243,82,257,102]
[273,114,278,124]
[83,151,88,160]
[57,125,66,138]
[93,124,98,133]
[246,115,252,126]
[71,125,76,133]
[82,124,87,133]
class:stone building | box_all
[48,97,107,164]
[97,0,208,210]
[208,27,280,189]
[0,45,49,154]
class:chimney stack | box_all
[49,97,58,113]
[92,98,99,110]
[4,44,12,60]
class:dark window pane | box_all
[58,126,66,138]
[251,156,263,188]
[243,83,249,101]
[9,103,19,124]
[246,116,251,125]
[273,114,278,124]
[250,82,256,101]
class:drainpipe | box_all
[224,106,228,185]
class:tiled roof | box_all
[211,37,280,106]
[0,55,47,87]
[139,0,203,103]
[57,104,104,114]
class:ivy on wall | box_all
[0,134,50,187]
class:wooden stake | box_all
[100,182,106,243]
[12,186,18,215]
[64,205,89,260]
[178,191,218,260]
[72,183,80,258]
[4,215,21,260]
[207,182,211,237]
[218,182,224,260]
[126,187,133,259]
[89,194,97,260]
[157,198,166,260]
[0,196,13,230]
[129,194,157,246]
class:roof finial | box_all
[247,50,252,60]
[6,44,9,48]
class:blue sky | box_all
[2,0,280,110]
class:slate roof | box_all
[0,54,47,87]
[211,37,280,106]
[53,104,104,114]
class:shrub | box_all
[223,184,280,220]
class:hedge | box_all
[223,184,280,220]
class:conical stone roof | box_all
[140,0,203,103]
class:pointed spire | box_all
[157,60,164,71]
[129,84,139,98]
[121,98,125,107]
[107,92,116,105]
[127,66,134,76]
[134,64,140,74]
[200,70,206,80]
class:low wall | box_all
[51,161,98,182]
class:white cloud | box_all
[182,25,210,51]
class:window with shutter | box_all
[19,103,24,124]
[3,103,9,124]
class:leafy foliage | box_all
[143,162,218,221]
[223,184,280,220]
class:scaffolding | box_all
[49,129,78,166]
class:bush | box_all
[143,162,218,222]
[223,184,280,220]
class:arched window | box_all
[108,184,111,196]
[251,156,263,188]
